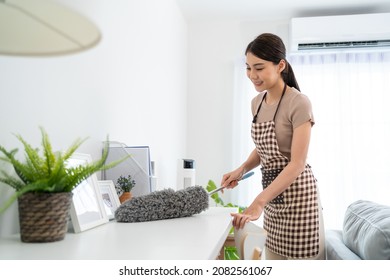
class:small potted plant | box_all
[0,127,126,243]
[115,174,136,203]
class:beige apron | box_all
[251,84,320,259]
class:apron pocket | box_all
[262,168,284,204]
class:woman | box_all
[221,33,324,260]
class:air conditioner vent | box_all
[298,40,390,51]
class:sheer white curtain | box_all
[232,51,390,229]
[231,57,262,210]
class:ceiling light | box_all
[0,0,101,56]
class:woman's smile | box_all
[252,80,265,91]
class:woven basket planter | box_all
[18,192,73,243]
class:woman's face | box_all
[245,52,284,93]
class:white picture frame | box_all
[98,180,120,220]
[67,153,109,233]
[103,144,152,196]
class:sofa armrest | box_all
[325,230,361,260]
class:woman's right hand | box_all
[221,167,245,190]
[221,150,260,191]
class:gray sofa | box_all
[326,200,390,260]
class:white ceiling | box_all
[176,0,390,22]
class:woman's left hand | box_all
[230,203,263,230]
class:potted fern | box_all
[0,127,125,243]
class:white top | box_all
[0,207,236,260]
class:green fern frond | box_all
[40,126,56,175]
[60,165,97,192]
[15,134,45,177]
[61,137,88,162]
[0,146,32,185]
[0,170,25,190]
[0,147,18,163]
[46,153,67,192]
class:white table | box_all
[0,207,236,260]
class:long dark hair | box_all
[245,33,300,91]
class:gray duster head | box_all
[115,186,209,223]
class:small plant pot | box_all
[119,192,132,204]
[18,192,73,243]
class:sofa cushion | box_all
[342,200,390,260]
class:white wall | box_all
[0,0,188,237]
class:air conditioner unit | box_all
[289,13,390,53]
